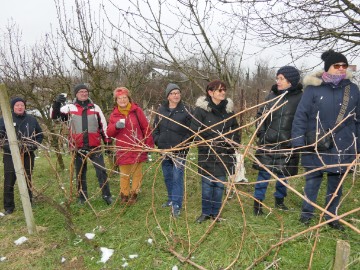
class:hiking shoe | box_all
[328,221,345,231]
[275,197,289,210]
[103,196,113,205]
[299,216,311,226]
[172,204,181,218]
[162,201,172,208]
[254,200,264,216]
[4,209,14,215]
[196,214,211,223]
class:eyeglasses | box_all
[77,90,89,94]
[333,63,348,69]
[276,77,287,82]
[215,88,227,93]
[169,92,181,96]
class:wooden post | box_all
[333,240,350,270]
[0,84,36,234]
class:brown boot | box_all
[128,193,138,205]
[120,193,129,204]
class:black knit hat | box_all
[73,83,89,96]
[321,49,348,72]
[276,66,300,87]
[10,97,26,111]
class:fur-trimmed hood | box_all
[195,96,234,113]
[303,70,353,87]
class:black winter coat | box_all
[253,84,303,176]
[0,112,43,154]
[190,96,240,177]
[153,101,192,153]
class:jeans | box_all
[201,175,226,216]
[162,156,185,208]
[254,170,287,201]
[75,150,111,200]
[301,170,343,220]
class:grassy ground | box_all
[0,149,359,270]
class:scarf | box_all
[118,102,131,117]
[322,72,346,86]
[207,96,228,116]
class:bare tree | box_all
[220,0,360,62]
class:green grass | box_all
[0,149,359,270]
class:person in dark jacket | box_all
[190,80,241,223]
[253,66,302,215]
[153,83,192,218]
[292,50,360,231]
[51,84,112,205]
[0,97,43,215]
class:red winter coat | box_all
[107,103,154,165]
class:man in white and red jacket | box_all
[51,84,112,205]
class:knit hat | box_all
[165,83,180,97]
[10,97,26,111]
[73,83,89,96]
[276,66,300,87]
[113,87,131,102]
[321,49,348,72]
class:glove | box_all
[55,94,67,104]
[21,143,38,152]
[115,120,125,129]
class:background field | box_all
[0,148,359,270]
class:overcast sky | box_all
[0,1,358,75]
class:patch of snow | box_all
[147,238,153,244]
[129,254,138,259]
[14,236,28,245]
[98,247,114,263]
[85,233,95,240]
[0,212,4,217]
[172,266,178,270]
[61,257,66,263]
[122,261,129,268]
[0,257,6,262]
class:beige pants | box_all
[119,162,143,196]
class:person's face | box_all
[76,89,89,102]
[116,94,130,108]
[208,85,226,104]
[13,101,25,115]
[327,62,348,75]
[167,89,181,104]
[276,74,292,90]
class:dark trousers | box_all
[301,169,343,220]
[75,150,111,200]
[3,152,34,211]
[254,170,287,201]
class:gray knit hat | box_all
[73,83,89,96]
[165,83,180,97]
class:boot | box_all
[120,193,129,204]
[275,197,288,210]
[254,200,264,216]
[128,193,138,205]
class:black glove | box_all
[115,120,125,129]
[22,143,38,152]
[55,94,67,104]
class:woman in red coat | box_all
[107,87,154,204]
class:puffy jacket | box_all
[0,112,43,154]
[51,99,110,150]
[107,103,154,165]
[190,96,240,177]
[153,101,192,153]
[253,84,303,176]
[291,70,360,173]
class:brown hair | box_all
[205,80,226,95]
